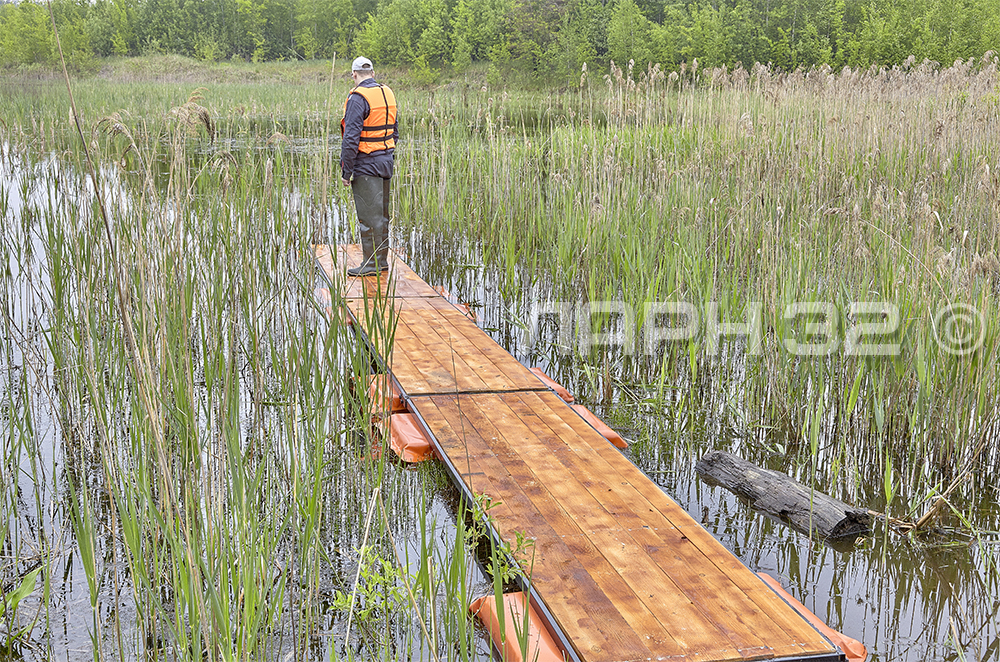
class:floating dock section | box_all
[317,245,860,662]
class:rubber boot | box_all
[347,175,385,277]
[373,177,392,271]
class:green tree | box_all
[975,0,1000,57]
[545,0,606,80]
[920,0,979,64]
[683,1,725,67]
[0,1,53,65]
[137,0,182,53]
[652,2,690,68]
[295,0,357,59]
[260,0,296,59]
[354,0,420,64]
[450,0,510,66]
[506,0,562,72]
[232,0,268,60]
[848,0,915,66]
[724,0,769,67]
[416,0,449,63]
[86,0,136,56]
[793,19,832,65]
[607,0,653,68]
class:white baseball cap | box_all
[352,57,374,72]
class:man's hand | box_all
[342,177,351,187]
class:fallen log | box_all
[696,451,872,541]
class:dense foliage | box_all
[2,0,999,78]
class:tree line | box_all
[2,0,999,80]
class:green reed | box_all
[396,59,1000,517]
[0,72,510,658]
[3,55,999,660]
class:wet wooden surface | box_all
[315,244,441,299]
[342,295,546,396]
[314,245,841,662]
[413,391,838,662]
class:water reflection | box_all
[403,229,1000,662]
[1,141,495,660]
[4,127,1000,661]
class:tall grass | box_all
[397,58,1000,512]
[3,55,1000,661]
[1,75,500,659]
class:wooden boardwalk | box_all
[317,245,846,662]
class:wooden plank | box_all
[396,304,492,393]
[405,298,541,392]
[343,296,397,338]
[466,393,628,536]
[500,392,652,533]
[587,529,744,660]
[414,396,660,662]
[529,534,663,662]
[347,296,545,395]
[509,392,837,657]
[382,344,424,394]
[422,394,785,662]
[416,395,836,661]
[415,395,497,461]
[562,421,836,656]
[343,299,460,392]
[558,407,829,656]
[629,524,792,659]
[314,244,440,299]
[575,437,836,655]
[558,533,698,661]
[412,395,544,530]
[314,244,339,287]
[421,310,512,390]
[411,399,544,535]
[498,392,781,659]
[431,305,545,390]
[420,396,662,661]
[502,407,756,659]
[427,394,583,538]
[344,298,484,394]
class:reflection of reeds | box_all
[3,55,999,660]
[399,59,999,496]
[1,71,487,662]
[396,60,1000,657]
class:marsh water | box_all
[2,85,999,662]
[402,232,1000,662]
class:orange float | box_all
[757,573,868,662]
[570,404,627,449]
[386,413,436,463]
[368,374,405,415]
[528,368,574,403]
[469,592,565,662]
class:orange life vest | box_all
[341,83,397,153]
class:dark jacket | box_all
[341,78,398,180]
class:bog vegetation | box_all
[1,39,999,662]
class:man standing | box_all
[341,56,398,276]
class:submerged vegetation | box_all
[1,54,999,660]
